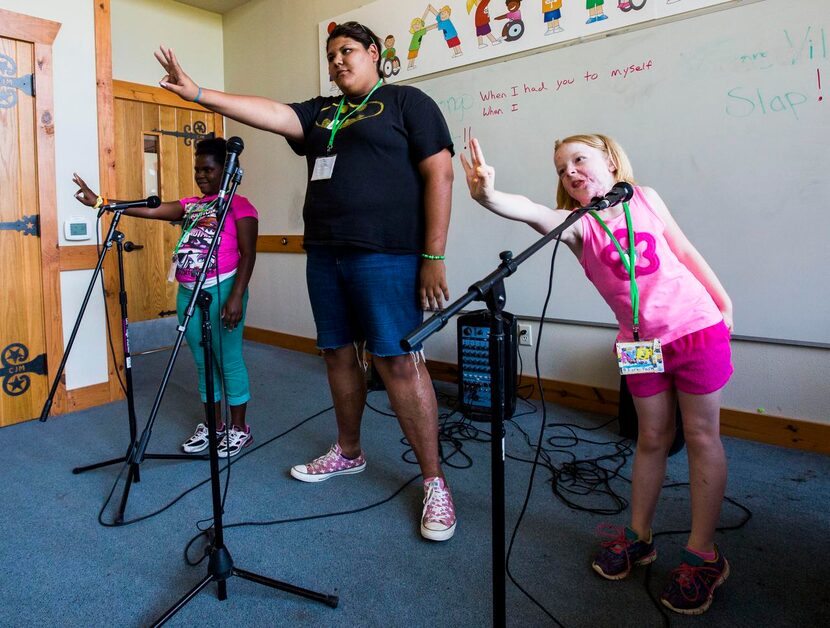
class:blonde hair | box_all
[553,133,636,210]
[410,17,425,33]
[466,0,479,13]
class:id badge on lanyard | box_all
[311,154,337,181]
[313,79,382,183]
[616,339,665,374]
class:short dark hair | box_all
[326,21,382,76]
[194,137,227,165]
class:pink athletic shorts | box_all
[625,321,733,398]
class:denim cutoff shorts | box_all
[305,246,424,356]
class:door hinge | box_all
[1,343,47,397]
[1,52,34,108]
[0,214,39,236]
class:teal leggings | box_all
[177,279,250,405]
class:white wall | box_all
[111,0,224,89]
[221,0,829,425]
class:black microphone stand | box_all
[38,209,205,523]
[403,204,594,627]
[140,166,337,625]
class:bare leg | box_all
[629,390,677,538]
[373,354,442,480]
[229,402,247,430]
[678,389,727,553]
[322,344,367,458]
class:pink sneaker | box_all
[421,476,457,541]
[290,443,366,483]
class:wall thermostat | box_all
[64,216,92,241]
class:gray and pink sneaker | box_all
[290,443,366,482]
[421,476,457,541]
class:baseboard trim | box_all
[244,327,829,454]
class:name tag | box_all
[616,338,664,375]
[311,155,337,181]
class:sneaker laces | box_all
[669,562,721,601]
[596,523,632,554]
[191,423,208,439]
[308,445,343,473]
[220,425,248,449]
[423,483,452,524]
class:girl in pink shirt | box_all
[462,133,733,615]
[73,137,258,459]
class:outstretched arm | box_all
[155,46,304,142]
[460,138,580,243]
[642,187,734,331]
[72,173,184,221]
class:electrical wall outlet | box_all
[518,323,532,346]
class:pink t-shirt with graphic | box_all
[578,186,722,344]
[175,194,258,287]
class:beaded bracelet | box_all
[193,86,202,103]
[421,253,445,260]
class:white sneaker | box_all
[181,422,225,454]
[217,425,252,458]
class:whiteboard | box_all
[416,0,829,345]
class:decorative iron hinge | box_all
[152,120,215,146]
[0,53,34,109]
[1,343,47,397]
[0,214,39,236]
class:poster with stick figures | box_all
[317,0,735,93]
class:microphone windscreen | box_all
[226,136,244,155]
[614,182,634,202]
[147,195,161,208]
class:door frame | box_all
[0,9,64,414]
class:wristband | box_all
[421,253,445,260]
[193,86,202,103]
[93,196,107,210]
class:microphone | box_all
[587,182,635,211]
[218,136,244,200]
[98,196,161,217]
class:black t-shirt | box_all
[288,84,453,253]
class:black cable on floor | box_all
[97,404,333,527]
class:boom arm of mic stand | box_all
[402,205,589,350]
[131,169,243,464]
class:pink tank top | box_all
[578,186,722,344]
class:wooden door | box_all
[0,36,48,425]
[113,81,223,323]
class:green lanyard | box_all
[326,79,383,154]
[589,201,641,340]
[174,198,217,255]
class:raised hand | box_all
[72,173,98,207]
[459,137,496,205]
[155,46,199,102]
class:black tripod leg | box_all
[152,574,214,627]
[114,463,140,525]
[233,568,339,608]
[72,456,127,474]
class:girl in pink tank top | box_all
[461,133,733,615]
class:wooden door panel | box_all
[114,95,219,323]
[0,37,48,425]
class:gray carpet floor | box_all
[1,341,828,627]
